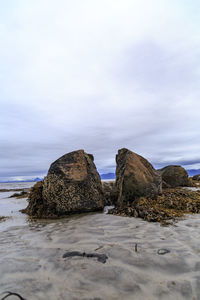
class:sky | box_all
[0,0,200,181]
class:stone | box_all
[102,181,118,206]
[157,249,170,255]
[192,174,200,181]
[9,191,29,199]
[25,150,104,217]
[115,148,162,206]
[158,165,190,188]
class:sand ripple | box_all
[0,195,200,299]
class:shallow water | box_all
[0,181,35,190]
[1,183,200,299]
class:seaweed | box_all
[109,188,200,224]
[1,291,26,300]
[63,251,108,263]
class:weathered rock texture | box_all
[158,165,190,188]
[116,148,162,206]
[102,181,118,206]
[25,150,104,217]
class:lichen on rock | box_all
[25,150,104,217]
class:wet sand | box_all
[1,187,200,299]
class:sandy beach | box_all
[0,183,200,299]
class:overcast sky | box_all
[1,0,200,180]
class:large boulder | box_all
[116,148,162,206]
[158,165,190,188]
[25,150,104,217]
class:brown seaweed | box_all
[63,251,108,263]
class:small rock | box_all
[157,249,170,255]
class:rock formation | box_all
[158,165,190,188]
[102,181,118,206]
[115,148,162,206]
[25,150,104,217]
[192,174,200,181]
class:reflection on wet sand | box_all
[1,193,200,299]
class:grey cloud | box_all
[115,40,199,92]
[0,1,200,180]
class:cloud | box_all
[0,0,200,180]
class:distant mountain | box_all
[186,169,200,177]
[2,170,199,182]
[0,177,43,183]
[100,170,200,179]
[34,177,43,182]
[100,173,115,180]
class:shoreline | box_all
[0,187,200,299]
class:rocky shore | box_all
[108,188,200,224]
[9,191,29,199]
[23,148,200,224]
